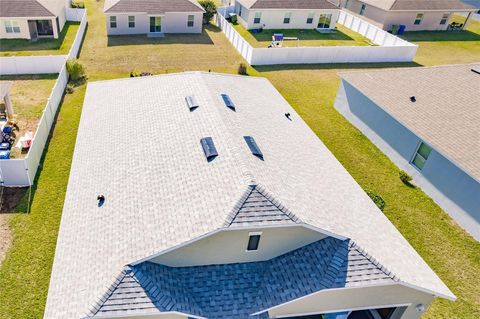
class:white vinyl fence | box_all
[0,8,87,75]
[217,7,418,65]
[0,9,87,186]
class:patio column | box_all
[4,93,14,118]
[463,12,474,30]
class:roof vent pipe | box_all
[285,113,291,120]
[410,96,416,102]
[97,194,105,207]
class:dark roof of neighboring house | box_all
[358,0,478,11]
[0,0,55,17]
[240,0,339,10]
[86,238,397,318]
[104,0,204,14]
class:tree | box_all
[66,59,86,82]
[199,0,217,24]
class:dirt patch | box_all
[0,213,11,265]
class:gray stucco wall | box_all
[335,80,480,240]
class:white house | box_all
[335,64,480,241]
[103,0,205,35]
[44,72,454,319]
[337,0,479,31]
[0,0,67,40]
[233,0,340,30]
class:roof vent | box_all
[201,137,218,162]
[244,136,263,159]
[471,67,480,75]
[410,96,416,102]
[285,112,291,120]
[221,94,235,111]
[97,194,105,207]
[185,95,199,111]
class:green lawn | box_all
[0,1,478,318]
[0,22,80,56]
[230,21,373,47]
[0,74,57,158]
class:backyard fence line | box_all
[216,7,418,65]
[0,9,87,187]
[0,8,87,76]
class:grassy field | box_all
[0,1,478,318]
[230,21,372,47]
[0,22,80,56]
[0,75,57,158]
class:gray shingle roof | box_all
[225,184,300,227]
[104,0,204,14]
[44,72,454,319]
[339,64,480,182]
[88,238,397,319]
[239,0,339,10]
[0,0,55,17]
[357,0,478,11]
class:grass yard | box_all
[0,1,478,318]
[230,21,373,47]
[401,14,480,66]
[0,74,57,158]
[0,22,80,57]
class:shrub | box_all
[130,69,141,77]
[399,170,413,186]
[238,63,248,75]
[365,190,386,212]
[66,83,75,94]
[199,0,217,24]
[71,1,85,8]
[66,59,86,82]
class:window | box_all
[414,13,424,25]
[359,4,366,16]
[150,16,162,32]
[318,14,332,29]
[412,142,432,170]
[110,16,117,28]
[307,13,314,24]
[4,20,20,33]
[284,12,292,24]
[128,16,135,28]
[254,12,262,24]
[247,233,261,251]
[238,5,243,17]
[187,15,195,27]
[440,13,449,25]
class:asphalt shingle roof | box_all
[88,238,397,319]
[339,64,480,182]
[356,0,478,11]
[104,0,204,14]
[44,72,454,319]
[238,0,339,9]
[0,0,56,17]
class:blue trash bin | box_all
[0,150,10,159]
[398,25,406,35]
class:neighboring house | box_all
[233,0,340,30]
[338,0,479,31]
[103,0,204,35]
[44,72,455,319]
[335,64,480,241]
[0,0,67,40]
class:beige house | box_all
[338,0,479,31]
[233,0,340,30]
[104,0,205,35]
[45,72,454,319]
[0,0,67,40]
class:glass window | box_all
[307,13,315,24]
[150,16,162,32]
[247,234,261,251]
[412,142,432,170]
[254,12,262,24]
[110,16,117,28]
[284,12,292,24]
[414,13,424,25]
[440,13,449,25]
[359,4,366,16]
[318,14,332,28]
[4,20,19,33]
[187,15,194,27]
[128,16,135,28]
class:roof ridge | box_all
[34,0,56,16]
[348,240,400,282]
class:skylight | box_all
[244,136,263,159]
[221,94,235,110]
[200,137,218,162]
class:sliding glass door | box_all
[149,16,162,33]
[317,14,332,29]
